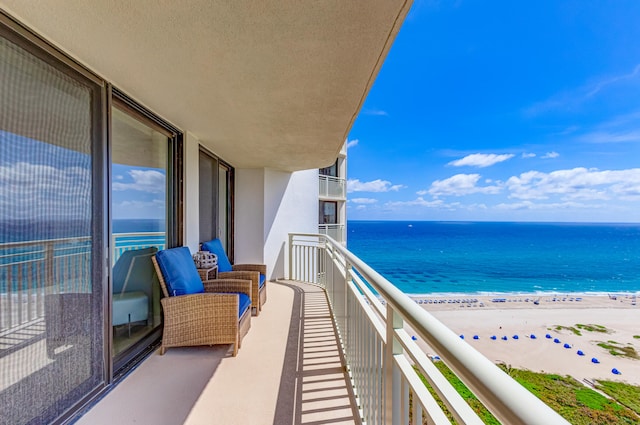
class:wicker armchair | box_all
[152,248,252,357]
[201,239,267,316]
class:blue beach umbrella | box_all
[490,335,497,340]
[513,335,519,340]
[592,357,600,364]
[612,368,621,375]
[577,350,585,356]
[460,334,464,339]
[473,335,479,340]
[546,334,552,339]
[530,334,537,339]
[563,343,571,349]
[502,336,508,341]
[411,335,418,341]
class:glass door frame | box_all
[198,147,234,259]
[108,86,184,376]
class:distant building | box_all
[319,142,347,244]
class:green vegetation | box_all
[499,366,639,424]
[596,341,639,359]
[576,323,611,334]
[413,362,640,424]
[552,325,582,336]
[549,323,613,337]
[633,335,640,339]
[596,381,640,415]
[414,364,500,425]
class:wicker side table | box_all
[197,266,218,281]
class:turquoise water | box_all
[346,221,640,295]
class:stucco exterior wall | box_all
[235,167,318,279]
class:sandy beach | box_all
[407,293,640,386]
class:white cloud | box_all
[448,153,515,168]
[427,174,503,197]
[346,139,359,149]
[350,197,378,204]
[0,162,91,219]
[495,201,601,211]
[578,130,640,144]
[347,178,405,193]
[522,153,536,158]
[526,64,640,116]
[113,199,166,220]
[586,64,640,97]
[506,167,640,201]
[363,108,388,116]
[112,169,166,193]
[541,151,560,159]
[385,198,448,209]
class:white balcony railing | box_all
[319,175,346,199]
[288,233,570,425]
[318,223,346,244]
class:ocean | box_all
[346,221,640,296]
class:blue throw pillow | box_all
[201,239,233,272]
[155,247,205,296]
[259,273,266,288]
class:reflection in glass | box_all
[0,35,101,424]
[111,107,167,358]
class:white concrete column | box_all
[183,132,200,253]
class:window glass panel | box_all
[319,201,337,224]
[0,34,102,424]
[199,151,217,243]
[111,106,166,359]
[319,159,338,177]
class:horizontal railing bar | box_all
[393,354,452,425]
[0,237,91,249]
[396,328,481,424]
[346,279,386,341]
[349,269,385,318]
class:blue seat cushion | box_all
[155,247,204,296]
[259,273,266,289]
[201,239,233,272]
[238,293,251,317]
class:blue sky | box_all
[346,0,640,222]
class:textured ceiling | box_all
[1,0,411,171]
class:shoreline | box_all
[401,293,640,386]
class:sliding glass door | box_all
[110,100,175,365]
[0,26,105,425]
[199,149,233,252]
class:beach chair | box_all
[201,238,267,316]
[152,247,252,356]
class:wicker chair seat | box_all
[152,252,252,356]
[201,239,268,316]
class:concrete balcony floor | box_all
[77,281,360,425]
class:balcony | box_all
[319,175,346,200]
[2,234,571,424]
[318,224,346,245]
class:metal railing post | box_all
[385,303,403,425]
[288,233,293,280]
